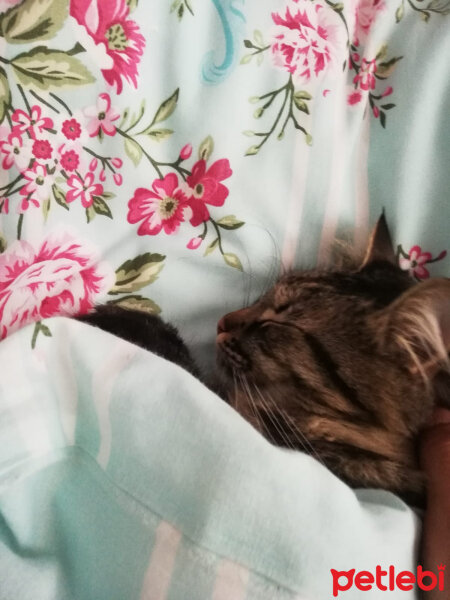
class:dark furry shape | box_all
[216,216,450,507]
[78,305,200,378]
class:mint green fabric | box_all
[1,0,449,597]
[0,0,449,372]
[0,319,419,599]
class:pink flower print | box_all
[180,143,193,160]
[56,141,84,172]
[187,237,203,250]
[347,91,363,105]
[0,198,9,214]
[62,118,82,140]
[83,93,120,137]
[66,172,104,207]
[0,233,114,338]
[381,86,393,97]
[271,1,336,83]
[11,105,54,139]
[0,133,33,171]
[70,0,145,94]
[353,0,385,44]
[18,196,40,213]
[398,246,447,280]
[32,139,53,160]
[184,159,233,227]
[111,157,123,168]
[20,164,53,206]
[0,123,10,141]
[399,246,433,280]
[353,58,377,91]
[128,173,188,236]
[60,150,80,172]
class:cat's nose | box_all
[217,316,227,334]
[217,307,255,334]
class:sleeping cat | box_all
[81,215,450,506]
[216,215,450,507]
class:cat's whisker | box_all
[256,385,328,468]
[239,374,266,437]
[232,373,238,412]
[263,390,328,469]
[282,412,325,465]
[251,382,296,451]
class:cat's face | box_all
[216,216,450,500]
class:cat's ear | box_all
[373,278,450,377]
[360,213,396,268]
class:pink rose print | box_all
[70,0,145,94]
[60,150,80,172]
[66,172,104,207]
[32,139,53,160]
[184,159,233,226]
[62,118,82,140]
[0,132,33,171]
[0,233,114,338]
[128,173,188,236]
[19,164,53,210]
[83,93,120,137]
[353,58,377,91]
[11,105,54,139]
[354,0,385,44]
[271,0,335,83]
[398,245,447,280]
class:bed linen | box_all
[0,0,448,365]
[0,318,419,599]
[0,0,449,598]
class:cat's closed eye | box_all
[273,302,290,314]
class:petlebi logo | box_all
[330,564,445,597]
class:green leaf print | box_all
[110,253,166,294]
[11,46,95,90]
[0,0,68,44]
[108,295,161,314]
[0,67,11,123]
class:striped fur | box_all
[217,218,450,507]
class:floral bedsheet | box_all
[0,0,449,363]
[0,2,448,598]
[0,318,419,600]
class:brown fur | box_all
[216,216,450,506]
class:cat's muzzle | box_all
[216,333,251,372]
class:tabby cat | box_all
[82,216,450,507]
[216,215,450,507]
